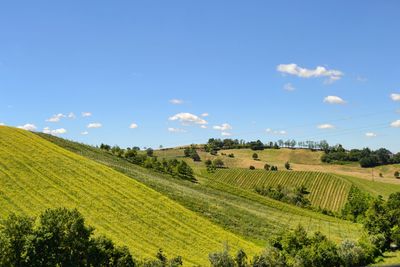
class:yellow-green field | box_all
[206,169,352,212]
[38,132,363,245]
[0,127,260,265]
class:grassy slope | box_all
[155,148,400,184]
[0,127,260,266]
[37,132,362,245]
[205,169,352,212]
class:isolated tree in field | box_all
[264,163,270,171]
[249,166,255,170]
[252,153,258,160]
[213,159,224,168]
[285,161,291,170]
[395,171,400,178]
[146,148,154,157]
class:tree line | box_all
[0,208,186,267]
[321,145,400,168]
[100,144,196,182]
[254,185,311,208]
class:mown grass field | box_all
[0,127,261,266]
[37,132,363,245]
[155,148,400,184]
[205,169,352,212]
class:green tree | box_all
[395,171,399,178]
[146,148,154,157]
[252,153,258,160]
[284,161,290,170]
[213,159,224,168]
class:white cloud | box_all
[17,124,37,131]
[365,132,377,137]
[43,127,67,135]
[221,132,232,136]
[277,63,343,83]
[283,83,295,91]
[129,123,138,129]
[87,123,102,129]
[213,123,232,131]
[0,123,5,126]
[68,112,76,119]
[168,112,207,125]
[266,128,287,135]
[201,113,209,117]
[169,99,184,105]
[82,112,92,117]
[81,131,89,135]
[317,124,335,129]
[46,113,66,122]
[200,125,207,129]
[391,120,400,128]
[323,95,346,105]
[391,93,400,102]
[168,127,187,133]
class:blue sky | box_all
[1,1,400,151]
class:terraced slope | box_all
[206,169,352,212]
[37,132,362,244]
[0,127,260,265]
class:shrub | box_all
[249,166,255,170]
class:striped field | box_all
[0,127,260,266]
[206,169,352,212]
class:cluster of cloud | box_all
[17,124,37,131]
[266,128,287,135]
[323,96,346,105]
[82,112,92,117]
[129,123,138,129]
[0,123,5,126]
[43,127,67,135]
[169,99,184,105]
[169,112,207,125]
[46,112,76,122]
[213,123,232,136]
[277,63,344,83]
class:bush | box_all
[213,159,224,168]
[249,166,255,170]
[284,161,290,170]
[252,153,258,160]
[264,163,270,171]
[395,171,399,178]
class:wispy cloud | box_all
[323,96,346,105]
[68,112,76,119]
[365,132,377,138]
[266,128,287,135]
[81,131,89,135]
[82,112,92,117]
[283,83,295,91]
[168,127,187,133]
[317,124,335,129]
[0,123,5,126]
[169,99,184,105]
[87,123,102,129]
[201,113,209,117]
[277,63,343,83]
[221,132,232,136]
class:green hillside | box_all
[206,169,351,212]
[37,132,362,244]
[0,127,260,265]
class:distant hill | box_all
[0,127,260,265]
[36,131,362,245]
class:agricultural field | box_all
[155,147,400,184]
[38,132,363,245]
[0,127,260,266]
[205,169,352,212]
